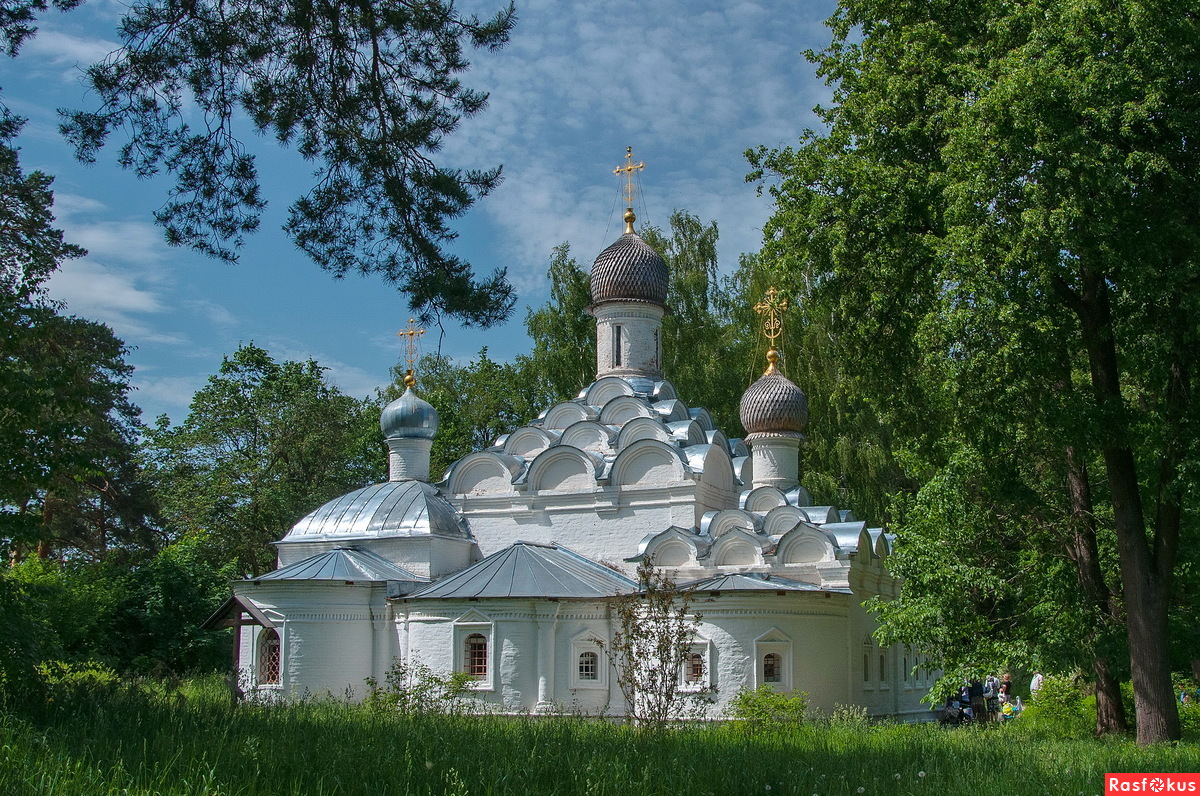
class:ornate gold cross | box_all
[753,287,789,375]
[613,146,644,206]
[396,317,425,388]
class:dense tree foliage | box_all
[641,212,753,434]
[749,0,1199,742]
[0,121,154,561]
[523,244,595,403]
[143,344,384,575]
[394,350,546,480]
[6,0,516,325]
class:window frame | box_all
[677,637,714,692]
[257,627,282,687]
[753,628,792,690]
[453,613,495,691]
[569,631,607,690]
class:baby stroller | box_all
[938,696,971,726]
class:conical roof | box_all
[408,541,636,599]
[257,547,425,584]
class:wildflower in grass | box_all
[894,773,900,780]
[857,788,865,794]
[918,771,926,779]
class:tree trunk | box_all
[1092,655,1127,737]
[1074,267,1180,744]
[1064,445,1127,735]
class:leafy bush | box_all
[1017,675,1092,738]
[1177,700,1200,738]
[36,660,120,701]
[0,573,55,705]
[726,685,808,733]
[364,659,475,715]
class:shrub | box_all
[1017,674,1092,738]
[364,658,474,715]
[36,660,120,701]
[1179,696,1200,742]
[726,685,808,733]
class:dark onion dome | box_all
[739,351,808,435]
[380,384,438,440]
[590,210,669,306]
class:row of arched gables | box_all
[630,507,894,570]
[443,377,749,496]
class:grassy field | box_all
[2,677,1198,796]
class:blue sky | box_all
[6,0,835,424]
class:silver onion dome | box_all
[590,212,669,306]
[740,368,808,436]
[380,386,438,440]
[281,480,468,543]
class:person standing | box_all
[1030,671,1044,698]
[968,677,986,722]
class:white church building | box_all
[206,200,934,720]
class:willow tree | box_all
[750,0,1199,743]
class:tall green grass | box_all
[2,676,1197,796]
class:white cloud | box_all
[130,373,210,423]
[23,29,119,68]
[66,220,169,267]
[437,0,833,303]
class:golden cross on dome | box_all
[396,318,425,388]
[753,287,789,375]
[613,146,644,207]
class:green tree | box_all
[603,557,710,728]
[144,344,384,574]
[0,123,151,561]
[8,530,236,674]
[395,349,545,479]
[749,0,1199,743]
[524,243,595,403]
[7,0,516,326]
[642,211,750,432]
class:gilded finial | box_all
[753,287,789,376]
[396,318,425,387]
[613,147,644,232]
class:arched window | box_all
[258,628,280,685]
[613,325,623,367]
[763,653,781,683]
[879,653,887,684]
[578,651,599,681]
[465,633,488,679]
[862,638,872,683]
[903,653,909,683]
[686,652,705,683]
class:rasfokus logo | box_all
[1107,774,1200,793]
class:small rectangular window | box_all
[578,651,598,681]
[465,633,488,679]
[763,653,781,683]
[614,325,623,367]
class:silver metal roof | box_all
[256,547,426,585]
[280,480,468,543]
[407,542,636,600]
[683,572,851,594]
